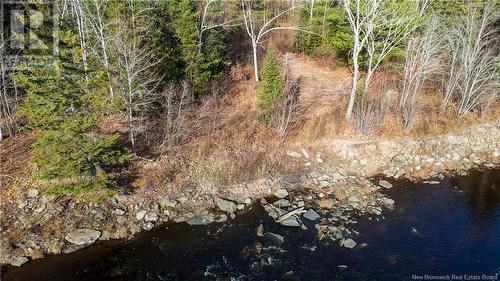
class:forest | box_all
[1,0,499,195]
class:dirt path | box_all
[285,53,351,111]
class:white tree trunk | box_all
[346,51,359,120]
[252,42,259,82]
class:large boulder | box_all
[65,229,101,246]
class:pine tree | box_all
[159,0,226,96]
[14,12,129,194]
[257,46,284,121]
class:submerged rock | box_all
[256,223,264,237]
[65,229,101,246]
[215,198,237,213]
[342,238,356,249]
[265,232,284,247]
[186,214,214,225]
[302,209,320,221]
[410,227,424,237]
[281,271,297,280]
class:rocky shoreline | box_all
[1,123,499,267]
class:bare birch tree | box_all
[83,0,115,98]
[342,0,380,120]
[241,0,303,82]
[113,0,163,154]
[363,1,419,96]
[198,0,236,53]
[400,18,441,130]
[442,5,499,117]
[67,0,89,80]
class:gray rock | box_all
[216,198,237,213]
[265,232,284,247]
[273,199,291,208]
[177,196,189,204]
[287,151,303,158]
[237,203,245,210]
[281,271,295,280]
[27,189,39,198]
[17,201,28,209]
[264,205,280,219]
[110,196,118,207]
[114,209,126,216]
[319,180,329,188]
[256,223,264,237]
[65,229,101,245]
[142,222,154,230]
[136,210,147,220]
[186,214,214,225]
[159,198,177,208]
[217,214,228,223]
[10,256,29,267]
[275,188,289,199]
[378,179,393,189]
[144,213,158,222]
[280,217,301,227]
[303,209,320,221]
[343,238,356,249]
[382,197,395,206]
[244,197,252,205]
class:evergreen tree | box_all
[293,1,352,63]
[257,46,284,121]
[14,11,129,194]
[159,0,226,96]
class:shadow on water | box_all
[2,169,499,281]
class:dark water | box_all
[2,169,499,281]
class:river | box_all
[2,169,499,281]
